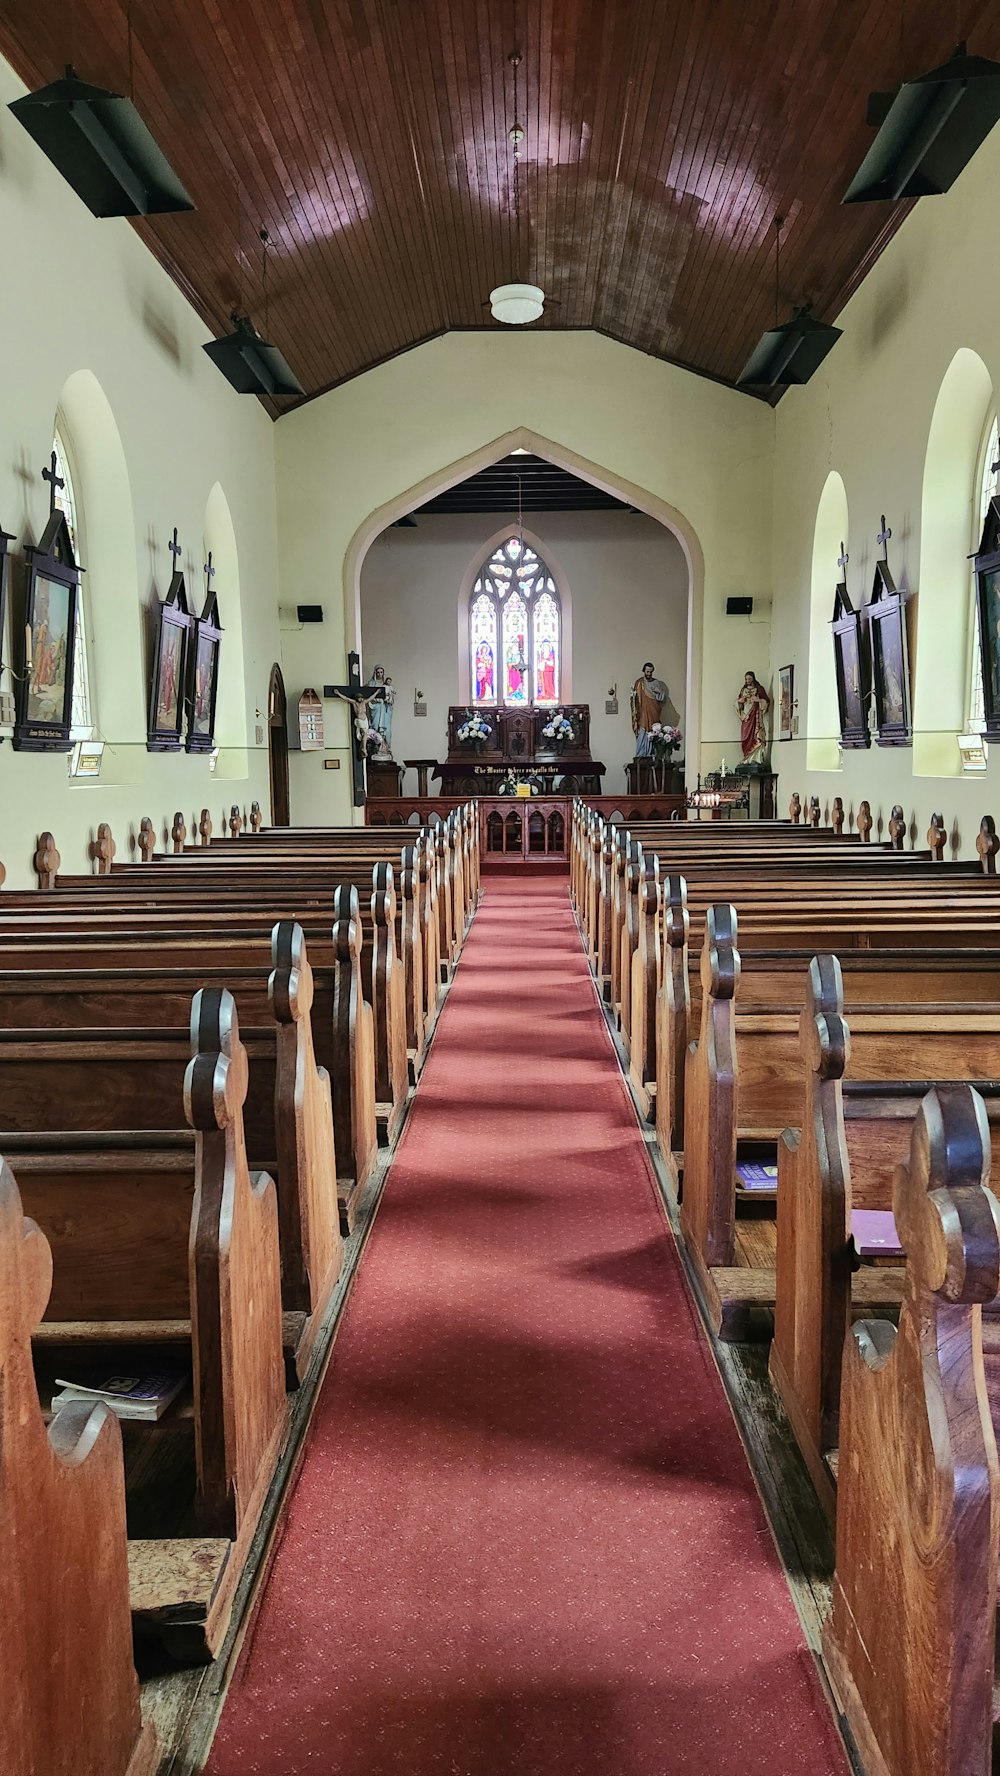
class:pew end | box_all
[823,1084,1000,1776]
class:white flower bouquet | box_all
[541,710,575,747]
[456,711,493,750]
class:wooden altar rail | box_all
[366,793,687,830]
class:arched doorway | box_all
[268,663,290,825]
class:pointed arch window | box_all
[469,536,561,706]
[969,413,999,732]
[51,425,94,739]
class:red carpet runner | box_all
[206,877,848,1775]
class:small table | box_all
[404,757,438,797]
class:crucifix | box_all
[41,449,64,513]
[837,540,849,580]
[323,650,386,806]
[204,550,215,589]
[877,515,891,561]
[168,527,182,571]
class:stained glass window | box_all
[970,415,999,732]
[52,426,94,739]
[467,535,561,705]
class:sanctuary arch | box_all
[345,428,702,813]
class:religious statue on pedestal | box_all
[630,661,668,757]
[367,664,395,756]
[736,670,771,765]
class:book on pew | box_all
[50,1365,188,1422]
[735,1161,778,1191]
[850,1208,905,1261]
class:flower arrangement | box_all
[649,721,682,761]
[541,710,575,747]
[364,725,387,758]
[456,711,493,750]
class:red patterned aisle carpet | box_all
[205,876,848,1776]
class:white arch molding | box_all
[806,469,849,772]
[455,523,574,704]
[55,369,140,742]
[915,347,994,777]
[204,481,248,753]
[342,428,704,817]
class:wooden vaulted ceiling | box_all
[1,1,998,416]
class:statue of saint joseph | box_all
[630,662,667,757]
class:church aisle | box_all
[204,876,848,1776]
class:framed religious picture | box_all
[147,530,192,751]
[186,554,223,754]
[973,492,1000,740]
[777,664,795,740]
[869,516,911,747]
[830,551,870,748]
[13,463,82,753]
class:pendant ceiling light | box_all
[9,61,194,219]
[490,53,544,325]
[736,217,841,390]
[203,227,304,397]
[844,42,1000,204]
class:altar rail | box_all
[365,793,687,831]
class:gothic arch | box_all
[344,426,703,779]
[806,470,849,771]
[915,346,994,775]
[204,481,248,748]
[456,523,574,703]
[55,369,141,740]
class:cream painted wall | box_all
[274,332,775,823]
[769,113,1000,856]
[0,56,279,887]
[360,510,688,792]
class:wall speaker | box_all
[726,596,754,616]
[297,604,324,623]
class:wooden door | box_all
[268,663,290,826]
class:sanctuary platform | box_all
[435,703,605,795]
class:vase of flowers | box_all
[541,710,575,752]
[647,722,683,790]
[456,710,492,754]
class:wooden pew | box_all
[768,956,1000,1517]
[679,911,1000,1337]
[821,1083,1000,1776]
[0,1156,159,1775]
[7,989,287,1661]
[0,923,346,1358]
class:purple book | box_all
[736,1161,777,1190]
[851,1208,904,1260]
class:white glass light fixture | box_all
[489,282,545,325]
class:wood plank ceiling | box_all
[1,1,996,416]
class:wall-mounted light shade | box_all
[9,68,194,217]
[843,45,1000,203]
[736,310,842,390]
[489,283,545,324]
[203,313,304,397]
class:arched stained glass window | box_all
[469,535,561,705]
[970,414,999,731]
[52,425,94,739]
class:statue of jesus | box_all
[630,662,667,758]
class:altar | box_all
[435,703,605,795]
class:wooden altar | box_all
[436,703,605,794]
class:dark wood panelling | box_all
[416,453,630,512]
[0,1,994,415]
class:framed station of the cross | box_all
[830,541,870,749]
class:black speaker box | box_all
[726,596,753,616]
[297,604,324,623]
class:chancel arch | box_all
[55,369,141,743]
[203,480,248,752]
[806,469,849,772]
[914,346,994,776]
